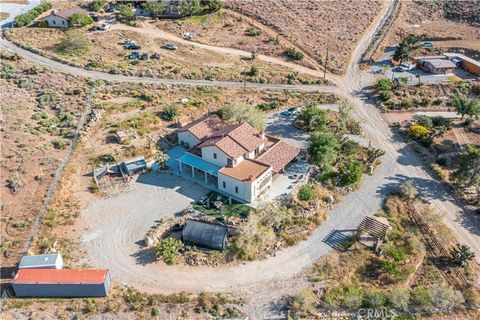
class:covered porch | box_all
[176,152,219,190]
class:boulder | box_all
[326,195,335,204]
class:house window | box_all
[53,20,56,25]
[235,186,238,193]
[62,20,65,25]
[213,153,217,159]
[244,152,249,159]
[222,181,226,188]
[227,158,233,167]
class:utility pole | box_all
[323,45,329,79]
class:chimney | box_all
[259,130,265,139]
[51,10,57,15]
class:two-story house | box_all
[176,115,299,203]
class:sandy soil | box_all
[0,56,88,267]
[5,24,322,85]
[225,0,385,74]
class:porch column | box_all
[204,172,208,184]
[191,166,195,179]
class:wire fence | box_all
[20,87,97,256]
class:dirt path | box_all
[111,22,342,84]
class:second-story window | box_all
[235,186,238,193]
[222,181,226,188]
[213,153,217,159]
[227,158,233,167]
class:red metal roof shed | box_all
[14,269,108,284]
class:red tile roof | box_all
[13,269,108,284]
[256,141,300,173]
[196,122,264,159]
[178,114,225,140]
[219,159,271,181]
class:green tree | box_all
[69,13,94,27]
[451,94,480,120]
[142,1,165,18]
[56,30,90,55]
[453,144,480,196]
[202,0,222,12]
[393,34,424,63]
[220,104,266,131]
[160,105,178,121]
[374,78,394,93]
[308,131,339,173]
[298,104,329,131]
[416,115,433,129]
[450,243,476,267]
[154,149,169,169]
[340,160,363,186]
[180,0,202,16]
[298,184,316,201]
[89,0,106,12]
[156,238,183,265]
[116,4,135,20]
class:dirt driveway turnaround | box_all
[81,172,209,285]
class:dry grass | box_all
[0,0,29,4]
[0,53,88,266]
[225,0,384,74]
[0,11,10,21]
[5,27,319,84]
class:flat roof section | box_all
[14,269,109,284]
[178,152,221,176]
[219,159,270,182]
[19,253,62,269]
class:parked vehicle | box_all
[98,23,111,31]
[105,3,115,12]
[140,53,149,60]
[129,52,140,59]
[89,13,99,22]
[150,53,160,59]
[287,107,299,115]
[399,63,416,71]
[281,110,292,117]
[126,43,141,50]
[162,43,177,50]
[420,42,434,47]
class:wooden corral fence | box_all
[406,203,470,289]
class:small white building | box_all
[19,253,63,269]
[176,115,299,203]
[43,8,89,28]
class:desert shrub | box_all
[289,289,316,316]
[160,105,178,121]
[156,238,183,265]
[298,184,316,201]
[408,125,429,141]
[429,284,464,310]
[284,47,304,61]
[416,115,433,129]
[245,26,261,36]
[363,290,387,307]
[340,160,363,187]
[342,285,364,309]
[400,99,414,109]
[410,285,432,307]
[37,92,56,108]
[52,139,70,150]
[389,287,410,311]
[248,65,259,76]
[220,104,266,131]
[256,101,280,111]
[386,247,407,262]
[37,21,48,28]
[14,2,52,27]
[56,30,90,55]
